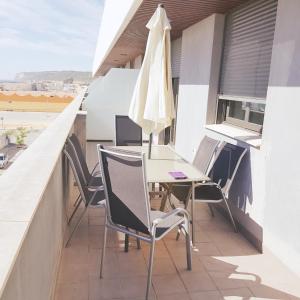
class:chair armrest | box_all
[88,185,104,192]
[194,181,221,189]
[152,207,190,227]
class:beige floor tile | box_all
[180,271,217,292]
[152,274,186,296]
[172,255,206,273]
[189,290,223,300]
[58,262,89,284]
[89,277,123,300]
[120,276,156,298]
[61,246,89,266]
[209,271,247,290]
[88,207,105,217]
[220,287,253,299]
[249,285,297,300]
[157,292,191,300]
[200,256,236,272]
[89,215,105,226]
[153,257,177,275]
[55,281,88,300]
[192,242,222,256]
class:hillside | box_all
[15,71,92,82]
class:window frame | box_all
[217,95,265,133]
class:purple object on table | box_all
[168,171,188,179]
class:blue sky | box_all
[0,0,104,80]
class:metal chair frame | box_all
[115,115,143,146]
[67,135,103,223]
[63,145,105,247]
[191,147,248,232]
[97,146,192,300]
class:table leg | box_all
[191,181,195,244]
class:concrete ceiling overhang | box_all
[96,0,248,76]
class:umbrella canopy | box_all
[128,4,175,136]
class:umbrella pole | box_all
[148,133,153,159]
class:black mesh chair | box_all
[164,136,223,212]
[68,134,102,188]
[192,143,247,232]
[64,142,105,247]
[115,115,142,146]
[97,146,192,300]
[66,134,103,224]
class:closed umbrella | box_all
[128,4,175,158]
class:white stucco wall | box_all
[92,0,143,76]
[133,55,143,69]
[175,13,265,246]
[175,14,225,162]
[85,68,139,140]
[262,0,300,276]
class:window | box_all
[217,0,278,132]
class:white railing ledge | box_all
[0,92,83,297]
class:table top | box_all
[114,145,209,183]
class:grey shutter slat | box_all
[171,38,182,78]
[219,0,278,99]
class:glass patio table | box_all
[114,145,210,243]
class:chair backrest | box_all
[64,142,90,206]
[209,143,247,196]
[193,136,221,175]
[115,115,142,146]
[68,134,91,185]
[98,145,151,234]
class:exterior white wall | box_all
[262,0,300,276]
[125,61,131,69]
[175,14,225,162]
[92,0,142,76]
[175,13,265,246]
[133,55,143,69]
[0,96,83,299]
[85,68,139,140]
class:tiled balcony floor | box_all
[54,142,300,300]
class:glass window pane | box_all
[249,103,265,125]
[228,101,245,120]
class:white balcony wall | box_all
[175,14,225,162]
[133,55,143,69]
[262,0,300,276]
[92,0,142,76]
[0,95,84,299]
[175,13,266,249]
[85,68,139,141]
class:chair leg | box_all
[176,228,181,241]
[73,193,81,207]
[136,231,141,249]
[223,197,238,232]
[65,205,88,247]
[124,233,129,252]
[68,196,82,224]
[146,239,155,300]
[159,192,168,211]
[185,230,192,270]
[100,222,108,278]
[208,203,215,217]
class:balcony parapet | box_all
[0,92,84,299]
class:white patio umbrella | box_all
[128,4,175,158]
